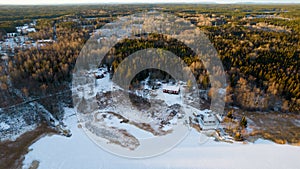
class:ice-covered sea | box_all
[22,107,300,169]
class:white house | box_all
[194,109,219,129]
[199,113,216,126]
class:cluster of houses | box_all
[150,81,222,130]
[16,23,37,35]
[0,21,37,57]
[0,20,57,58]
[0,22,37,40]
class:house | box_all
[37,39,55,43]
[6,33,17,38]
[17,25,36,34]
[199,113,217,125]
[94,72,104,79]
[93,68,107,79]
[194,109,219,128]
[163,85,180,94]
[37,39,55,47]
[1,53,9,60]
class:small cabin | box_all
[37,39,55,44]
[163,85,180,94]
[94,73,104,79]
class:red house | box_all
[163,85,180,94]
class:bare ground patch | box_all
[231,110,300,145]
[0,123,57,169]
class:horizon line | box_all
[1,2,300,5]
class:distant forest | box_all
[0,4,299,113]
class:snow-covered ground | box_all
[72,68,192,157]
[0,36,36,54]
[69,67,300,168]
[0,122,10,130]
[101,112,154,139]
[0,106,40,141]
[23,107,300,169]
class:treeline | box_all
[159,4,300,21]
[6,21,88,97]
[206,23,299,112]
[101,19,299,113]
[99,24,299,113]
[1,4,299,114]
[101,33,211,89]
[0,6,147,109]
[160,4,300,113]
[0,5,151,112]
[0,5,154,32]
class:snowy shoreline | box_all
[22,107,300,169]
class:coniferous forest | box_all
[0,4,300,169]
[1,4,299,113]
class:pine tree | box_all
[240,116,247,128]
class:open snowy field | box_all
[22,107,300,169]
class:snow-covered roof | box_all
[37,39,55,43]
[26,28,36,32]
[0,122,10,130]
[201,114,216,121]
[196,109,211,115]
[163,85,180,91]
[195,109,216,120]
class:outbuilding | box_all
[163,85,180,94]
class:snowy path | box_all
[23,108,300,169]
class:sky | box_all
[0,0,299,5]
